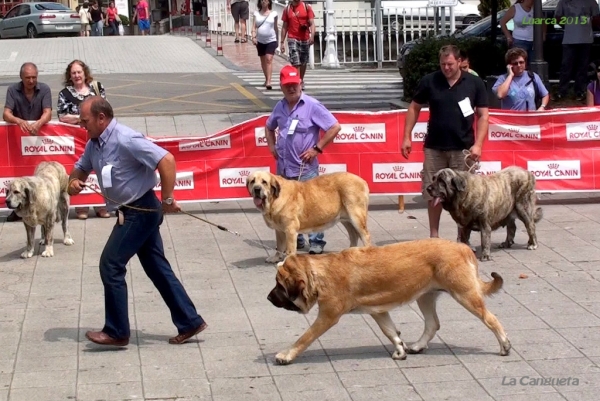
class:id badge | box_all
[287,119,299,135]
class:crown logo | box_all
[588,124,598,131]
[508,128,519,133]
[318,166,326,173]
[393,165,404,172]
[548,163,559,169]
[41,138,54,145]
[353,126,365,133]
[239,170,250,177]
[3,180,11,187]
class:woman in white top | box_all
[79,2,91,37]
[251,0,279,90]
[500,0,545,67]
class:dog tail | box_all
[481,272,504,296]
[534,207,543,223]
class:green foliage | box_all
[401,36,508,102]
[478,0,512,17]
[119,14,129,26]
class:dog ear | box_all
[270,177,281,199]
[23,186,31,205]
[451,176,467,192]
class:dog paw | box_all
[266,254,284,264]
[527,243,538,250]
[405,345,426,354]
[275,351,293,365]
[392,350,407,360]
[499,241,514,249]
[41,248,54,257]
[480,253,492,262]
[63,237,75,246]
[500,339,512,356]
[20,250,34,259]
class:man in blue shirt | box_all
[68,97,207,347]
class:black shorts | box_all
[257,41,277,56]
[230,1,249,23]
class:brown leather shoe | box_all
[85,330,129,347]
[169,322,207,344]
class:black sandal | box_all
[266,85,272,90]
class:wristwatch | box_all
[163,197,174,205]
[313,144,323,154]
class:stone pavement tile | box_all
[201,345,271,379]
[143,378,212,399]
[13,355,77,373]
[410,379,492,400]
[394,347,462,369]
[461,359,540,380]
[494,394,568,401]
[402,364,473,383]
[210,376,281,401]
[118,116,148,134]
[347,385,423,401]
[0,390,5,401]
[78,348,141,370]
[273,372,352,401]
[76,381,144,401]
[7,386,76,401]
[142,363,211,381]
[146,116,177,136]
[10,369,77,389]
[516,341,587,361]
[78,365,142,385]
[201,114,235,134]
[330,353,400,372]
[529,357,600,378]
[215,35,288,72]
[337,368,409,387]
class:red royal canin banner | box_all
[1,107,600,209]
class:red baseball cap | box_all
[280,65,301,86]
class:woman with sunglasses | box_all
[493,47,550,111]
[586,64,600,106]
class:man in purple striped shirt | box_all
[264,65,341,254]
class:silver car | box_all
[0,2,82,39]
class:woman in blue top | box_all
[493,48,550,111]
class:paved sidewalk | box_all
[2,190,600,400]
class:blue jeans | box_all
[282,168,326,247]
[512,39,533,66]
[99,190,204,339]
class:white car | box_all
[381,0,481,31]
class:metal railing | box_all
[206,0,474,68]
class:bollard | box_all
[216,22,223,56]
[205,28,212,47]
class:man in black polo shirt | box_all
[3,62,52,222]
[402,45,489,239]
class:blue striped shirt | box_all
[75,118,168,209]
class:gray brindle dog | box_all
[426,166,543,261]
[5,161,75,258]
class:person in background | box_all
[3,62,52,222]
[280,0,315,89]
[459,50,478,77]
[105,1,119,36]
[133,0,150,35]
[68,97,207,347]
[554,0,600,101]
[79,1,91,37]
[586,62,600,106]
[264,65,341,254]
[89,1,104,36]
[493,48,549,111]
[499,0,547,67]
[227,0,250,43]
[58,60,111,220]
[251,0,279,90]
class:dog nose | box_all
[253,188,261,196]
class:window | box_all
[35,3,71,11]
[17,5,31,16]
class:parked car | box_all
[0,2,81,39]
[397,0,600,80]
[381,0,481,32]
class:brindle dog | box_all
[426,166,543,261]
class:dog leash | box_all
[78,183,280,253]
[462,149,480,174]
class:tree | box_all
[478,0,512,17]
